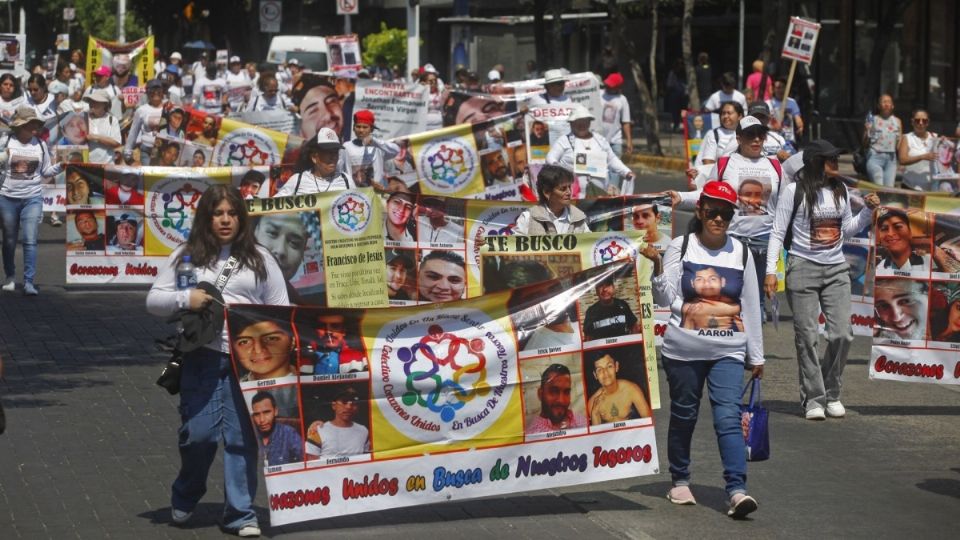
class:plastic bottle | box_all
[176,255,198,290]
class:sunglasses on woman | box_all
[702,207,736,221]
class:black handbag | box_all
[155,256,239,395]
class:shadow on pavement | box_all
[625,480,731,515]
[916,478,960,499]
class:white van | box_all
[266,36,329,72]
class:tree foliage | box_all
[361,23,408,68]
[38,0,148,43]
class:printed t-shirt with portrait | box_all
[600,93,631,146]
[194,76,226,114]
[707,153,782,238]
[3,139,47,198]
[306,422,370,457]
[582,297,637,340]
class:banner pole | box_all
[778,60,797,123]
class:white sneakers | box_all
[806,401,846,420]
[2,278,14,292]
[805,406,826,420]
[826,401,846,418]
[171,508,192,525]
[237,524,261,537]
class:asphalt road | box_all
[0,177,957,539]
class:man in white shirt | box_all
[274,128,354,196]
[702,72,748,112]
[305,387,371,459]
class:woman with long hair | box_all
[146,185,288,536]
[275,130,354,196]
[897,108,941,191]
[764,140,879,420]
[0,73,25,124]
[645,180,764,518]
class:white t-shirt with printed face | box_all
[600,93,631,146]
[707,153,782,238]
[307,422,370,457]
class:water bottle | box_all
[176,255,198,291]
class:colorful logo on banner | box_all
[213,128,280,166]
[419,137,477,193]
[375,308,514,443]
[591,234,639,266]
[329,191,372,235]
[144,176,211,253]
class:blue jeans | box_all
[866,150,897,187]
[662,356,748,497]
[0,195,43,284]
[172,347,258,530]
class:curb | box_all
[627,154,687,172]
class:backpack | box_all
[680,233,750,269]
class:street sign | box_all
[781,16,821,64]
[259,0,282,33]
[64,7,76,21]
[336,0,359,16]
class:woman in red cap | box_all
[644,180,764,519]
[342,109,400,189]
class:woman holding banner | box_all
[763,140,879,421]
[545,104,635,197]
[646,180,763,518]
[146,185,288,537]
[515,164,590,235]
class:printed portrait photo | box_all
[931,213,960,275]
[737,178,771,217]
[928,281,960,346]
[106,210,144,254]
[229,310,299,385]
[584,344,651,426]
[65,165,105,206]
[873,278,928,343]
[385,248,417,303]
[417,250,466,303]
[482,254,582,295]
[66,209,106,253]
[520,354,588,436]
[480,149,511,186]
[508,279,582,354]
[875,207,932,276]
[679,262,744,333]
[416,196,465,246]
[103,167,144,206]
[578,267,642,342]
[253,211,325,304]
[301,383,371,461]
[294,309,368,376]
[245,386,304,468]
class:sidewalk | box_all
[0,223,957,539]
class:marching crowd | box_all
[0,41,934,537]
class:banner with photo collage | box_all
[681,110,721,166]
[869,202,960,385]
[182,108,303,167]
[85,35,155,88]
[225,257,658,525]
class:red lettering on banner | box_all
[850,314,874,327]
[873,355,944,380]
[342,474,399,500]
[125,263,158,276]
[69,263,119,277]
[654,324,666,337]
[591,444,652,469]
[269,486,331,510]
[954,362,960,379]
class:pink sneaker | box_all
[667,485,697,505]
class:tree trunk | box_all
[649,0,658,106]
[862,0,912,112]
[681,0,698,109]
[608,0,661,155]
[551,0,564,68]
[534,0,548,72]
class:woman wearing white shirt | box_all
[0,106,62,296]
[897,109,939,191]
[546,104,635,198]
[84,90,122,164]
[0,73,25,124]
[146,185,287,537]
[515,164,590,235]
[243,74,292,112]
[123,79,167,165]
[24,74,57,122]
[275,128,354,196]
[763,140,879,420]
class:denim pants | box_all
[785,257,853,411]
[172,347,258,530]
[662,356,748,497]
[0,195,43,284]
[866,150,897,187]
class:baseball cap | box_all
[386,249,414,270]
[146,79,164,91]
[84,89,112,104]
[164,64,181,76]
[739,116,764,131]
[353,109,375,126]
[94,65,112,77]
[287,58,300,67]
[48,81,69,96]
[700,181,738,205]
[604,72,624,89]
[229,55,241,64]
[116,213,138,225]
[422,63,438,74]
[803,139,843,160]
[487,69,501,81]
[170,51,182,60]
[315,127,343,149]
[747,101,770,118]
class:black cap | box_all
[747,101,770,118]
[386,249,414,270]
[802,139,843,164]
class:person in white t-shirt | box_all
[243,74,293,112]
[702,72,748,113]
[0,106,62,296]
[342,109,400,189]
[123,79,167,165]
[546,104,636,197]
[192,65,226,115]
[274,128,354,196]
[764,140,880,421]
[305,387,371,459]
[600,72,633,162]
[84,90,122,164]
